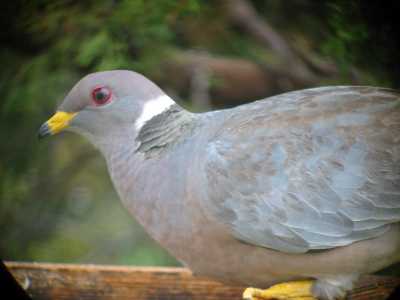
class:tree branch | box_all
[221,0,349,83]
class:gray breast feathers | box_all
[203,86,400,254]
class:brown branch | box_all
[222,0,295,60]
[6,262,400,300]
[222,0,315,80]
[221,0,350,83]
[162,51,283,107]
[161,51,322,108]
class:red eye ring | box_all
[91,86,112,106]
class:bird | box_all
[38,70,400,300]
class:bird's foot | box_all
[243,280,316,300]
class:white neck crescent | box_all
[135,95,175,131]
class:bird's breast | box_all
[106,145,205,263]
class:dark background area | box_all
[0,0,399,272]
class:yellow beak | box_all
[38,111,77,139]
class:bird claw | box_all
[243,280,317,300]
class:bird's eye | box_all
[91,86,112,106]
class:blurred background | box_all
[1,0,400,267]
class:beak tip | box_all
[38,123,51,139]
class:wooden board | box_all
[5,262,400,300]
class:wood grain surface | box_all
[5,262,400,300]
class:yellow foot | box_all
[243,280,316,300]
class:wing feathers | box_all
[203,86,400,254]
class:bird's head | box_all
[38,70,175,148]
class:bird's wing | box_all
[203,86,400,253]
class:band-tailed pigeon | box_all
[38,70,400,300]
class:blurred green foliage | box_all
[1,0,398,267]
[323,1,400,85]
